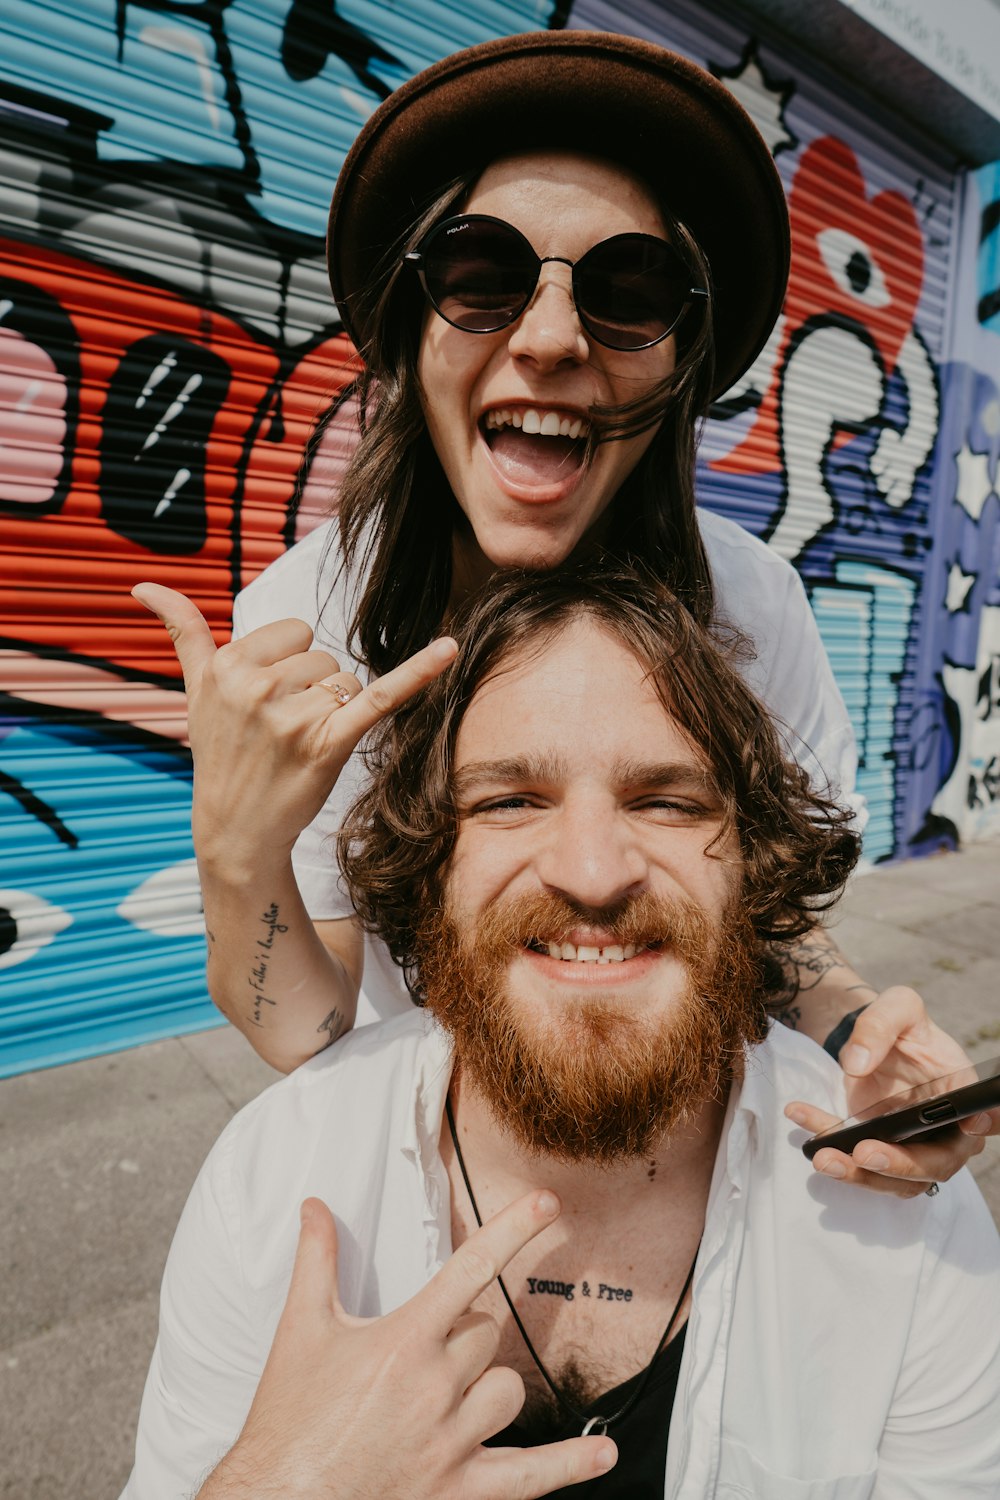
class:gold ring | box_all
[318,681,353,706]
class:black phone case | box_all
[802,1066,1000,1160]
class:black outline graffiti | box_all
[281,0,399,95]
[0,766,78,849]
[115,0,261,189]
[709,38,799,158]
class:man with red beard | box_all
[123,567,1000,1500]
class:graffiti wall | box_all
[1,0,998,1074]
[0,0,565,1074]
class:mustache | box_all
[470,889,714,960]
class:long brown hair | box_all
[339,564,860,1000]
[320,167,718,676]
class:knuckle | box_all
[456,1242,496,1290]
[364,679,395,714]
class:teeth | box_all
[484,406,589,438]
[533,941,646,964]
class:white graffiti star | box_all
[945,560,976,614]
[954,443,996,522]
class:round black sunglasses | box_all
[404,214,708,352]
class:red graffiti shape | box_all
[716,135,924,475]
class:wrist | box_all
[822,1004,871,1062]
[195,838,296,890]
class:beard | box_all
[416,888,767,1165]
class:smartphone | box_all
[802,1055,1000,1160]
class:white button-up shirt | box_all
[123,1015,1000,1500]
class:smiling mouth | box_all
[481,406,589,488]
[524,938,661,964]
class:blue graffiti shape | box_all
[0,703,219,1078]
[976,161,1000,330]
[809,561,916,863]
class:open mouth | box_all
[524,938,661,964]
[481,405,589,489]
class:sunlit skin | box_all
[444,617,741,1035]
[416,151,677,595]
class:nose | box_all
[534,796,649,911]
[507,264,589,370]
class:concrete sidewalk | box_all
[1,842,999,1500]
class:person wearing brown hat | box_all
[135,31,996,1186]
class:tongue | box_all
[489,429,582,485]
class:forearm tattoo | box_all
[315,1007,346,1049]
[247,901,287,1027]
[766,931,876,1029]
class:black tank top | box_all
[484,1323,687,1498]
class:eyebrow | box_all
[451,755,716,797]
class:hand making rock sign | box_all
[132,580,457,1069]
[196,1191,617,1500]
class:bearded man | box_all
[123,566,1000,1500]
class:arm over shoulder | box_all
[876,1175,1000,1496]
[698,510,865,831]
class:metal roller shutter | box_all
[574,0,957,864]
[0,0,974,1074]
[0,0,564,1076]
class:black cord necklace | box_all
[445,1096,700,1438]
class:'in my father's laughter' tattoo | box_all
[526,1279,634,1302]
[248,901,287,1027]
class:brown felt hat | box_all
[328,30,789,398]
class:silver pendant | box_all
[582,1415,609,1437]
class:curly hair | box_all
[338,562,860,999]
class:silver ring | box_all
[582,1415,608,1437]
[317,681,353,706]
[925,1182,940,1197]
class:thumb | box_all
[283,1197,344,1322]
[132,582,218,691]
[839,987,924,1076]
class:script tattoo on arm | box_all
[315,1008,346,1050]
[247,901,288,1027]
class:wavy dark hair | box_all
[319,165,718,677]
[339,563,860,1001]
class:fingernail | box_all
[785,1105,808,1127]
[841,1043,870,1074]
[300,1201,313,1226]
[963,1113,992,1136]
[819,1159,847,1179]
[535,1190,559,1219]
[431,635,459,658]
[594,1445,617,1471]
[860,1152,889,1171]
